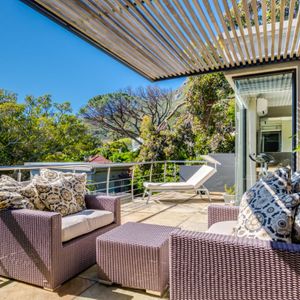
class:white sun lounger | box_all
[143,165,217,203]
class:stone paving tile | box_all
[78,265,99,282]
[142,211,193,227]
[75,283,169,300]
[0,277,94,300]
[121,212,154,224]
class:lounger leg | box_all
[202,185,212,202]
[142,189,147,201]
[197,189,203,199]
[207,191,212,202]
[147,191,152,204]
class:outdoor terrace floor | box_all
[0,192,225,300]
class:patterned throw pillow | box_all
[19,176,48,211]
[40,169,87,209]
[263,167,291,194]
[34,177,84,216]
[291,171,300,193]
[62,173,86,209]
[0,175,22,192]
[293,207,300,243]
[0,175,35,210]
[0,191,34,210]
[236,170,300,243]
[40,169,61,182]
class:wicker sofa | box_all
[0,194,120,290]
[170,204,300,300]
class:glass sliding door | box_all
[235,99,246,200]
[234,71,295,199]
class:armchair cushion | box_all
[35,177,83,216]
[0,191,33,210]
[85,194,121,225]
[292,207,300,243]
[19,179,47,210]
[207,220,237,236]
[291,171,300,193]
[236,169,300,242]
[40,169,87,209]
[0,176,34,210]
[0,175,21,192]
[61,209,114,242]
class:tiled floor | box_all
[0,192,224,300]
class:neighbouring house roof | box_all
[87,155,111,164]
[23,1,300,81]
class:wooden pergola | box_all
[23,0,300,81]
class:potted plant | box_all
[224,184,236,205]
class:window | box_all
[261,131,281,152]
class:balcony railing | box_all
[0,156,220,201]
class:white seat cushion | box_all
[61,209,114,242]
[143,182,194,190]
[186,165,216,189]
[143,165,216,191]
[206,221,238,236]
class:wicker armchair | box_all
[170,204,300,300]
[0,194,120,290]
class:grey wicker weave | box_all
[96,222,178,296]
[0,194,121,290]
[170,204,300,300]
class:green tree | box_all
[0,90,97,165]
[228,0,299,28]
[80,86,184,145]
[185,73,235,155]
[137,73,235,163]
[96,139,138,162]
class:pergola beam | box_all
[22,0,300,81]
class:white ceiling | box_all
[235,72,293,106]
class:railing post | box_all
[173,163,176,180]
[17,169,22,182]
[163,161,167,182]
[131,166,135,201]
[106,167,111,196]
[149,162,153,182]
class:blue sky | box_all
[0,0,185,112]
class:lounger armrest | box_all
[85,194,121,225]
[208,204,239,228]
[170,230,300,300]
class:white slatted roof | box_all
[23,0,300,81]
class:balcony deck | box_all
[0,192,225,300]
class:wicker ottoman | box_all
[96,222,178,296]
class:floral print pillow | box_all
[0,175,34,210]
[236,169,300,243]
[0,191,34,210]
[0,175,22,192]
[19,176,48,211]
[40,169,86,209]
[34,177,84,216]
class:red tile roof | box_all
[87,155,111,164]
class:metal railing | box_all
[0,157,220,201]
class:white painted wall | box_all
[281,119,292,152]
